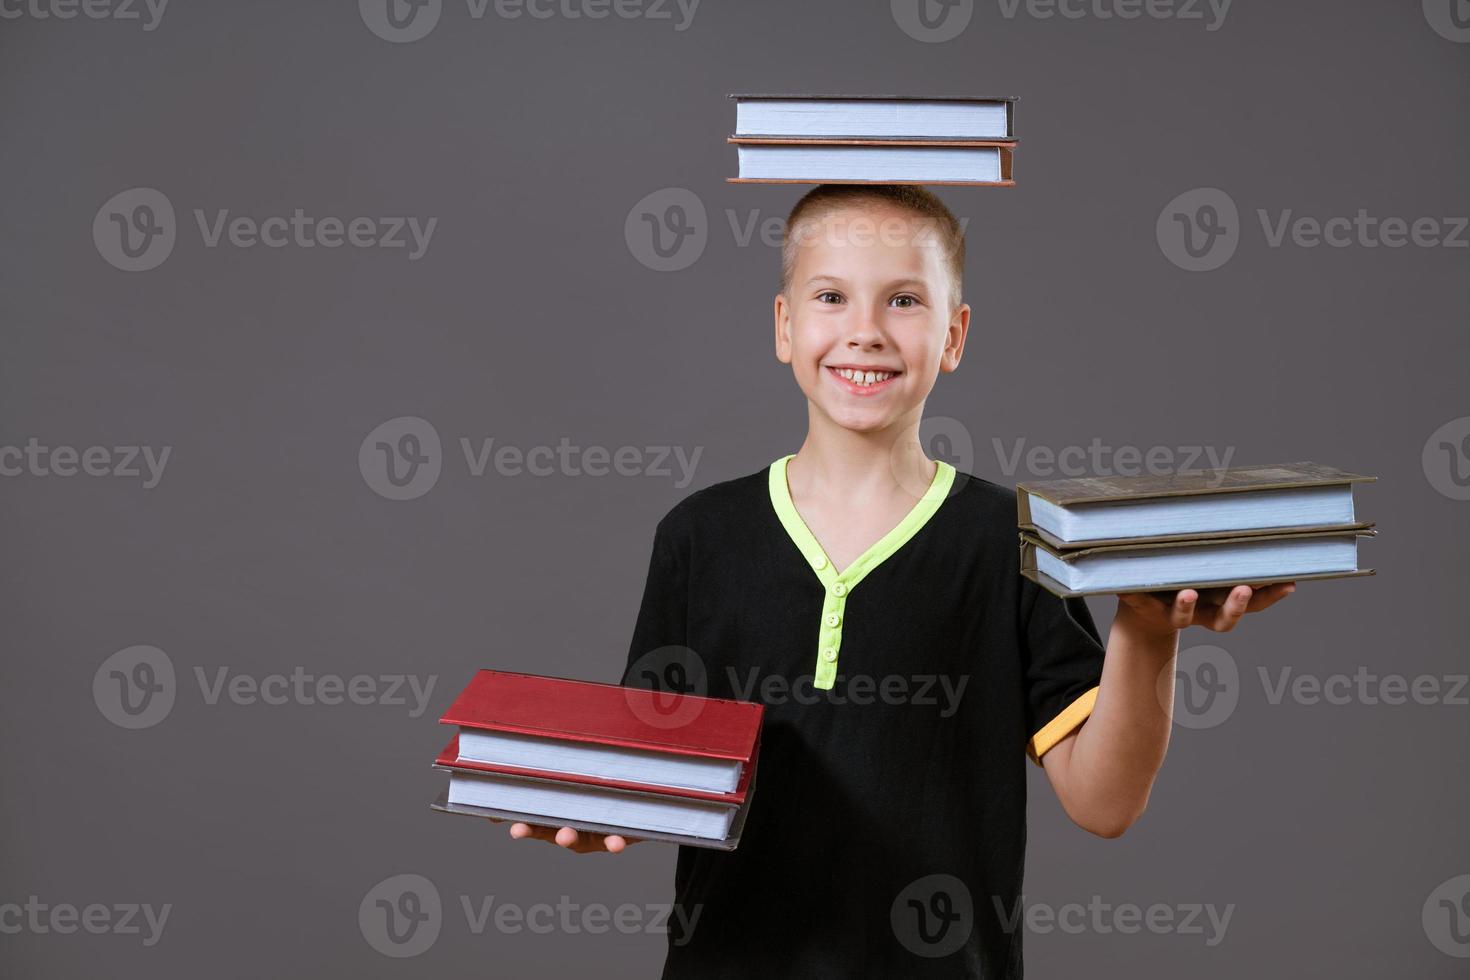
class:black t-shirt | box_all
[619,456,1105,979]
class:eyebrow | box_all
[804,275,929,290]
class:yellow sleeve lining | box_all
[1026,686,1100,766]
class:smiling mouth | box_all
[826,366,902,391]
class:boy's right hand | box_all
[489,818,639,854]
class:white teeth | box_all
[833,367,895,386]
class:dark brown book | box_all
[1019,526,1377,598]
[1017,461,1376,547]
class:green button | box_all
[831,582,847,597]
[813,555,828,570]
[824,612,841,628]
[822,648,837,663]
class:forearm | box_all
[1051,611,1179,836]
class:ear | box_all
[774,292,793,364]
[939,302,970,373]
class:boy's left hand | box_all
[1116,582,1296,637]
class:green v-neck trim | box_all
[767,453,956,689]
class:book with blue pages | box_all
[1016,462,1378,597]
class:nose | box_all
[844,300,887,350]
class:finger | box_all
[1245,582,1295,612]
[1170,589,1199,629]
[555,826,580,849]
[509,822,547,841]
[1208,585,1253,631]
[604,834,628,853]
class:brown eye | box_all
[891,294,919,308]
[817,291,842,304]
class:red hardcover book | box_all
[430,670,764,849]
[440,669,763,763]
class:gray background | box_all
[2,0,1467,975]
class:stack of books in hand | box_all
[430,670,764,850]
[727,94,1017,186]
[1016,462,1378,597]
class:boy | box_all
[504,184,1293,977]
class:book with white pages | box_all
[1019,526,1377,598]
[1017,461,1376,547]
[730,94,1016,140]
[456,727,743,794]
[728,137,1013,186]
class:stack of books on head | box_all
[430,670,764,850]
[1016,462,1378,597]
[727,94,1017,186]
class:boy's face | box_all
[774,203,969,437]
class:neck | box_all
[787,404,936,500]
